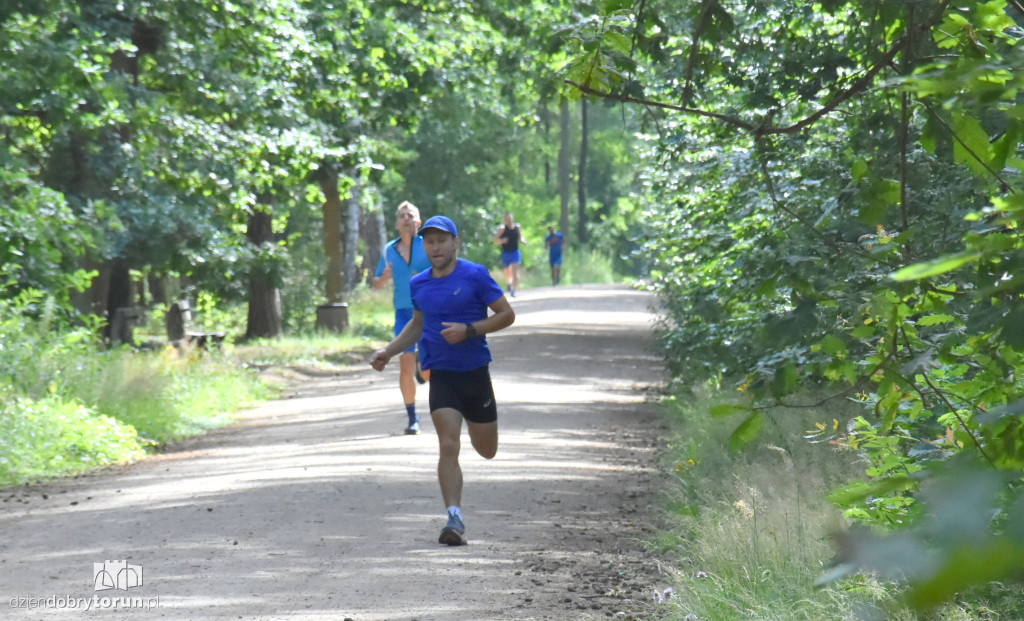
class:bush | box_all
[0,396,145,486]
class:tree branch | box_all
[921,374,998,470]
[567,0,953,139]
[565,79,756,131]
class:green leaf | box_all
[916,313,955,326]
[603,31,633,55]
[851,159,868,181]
[952,112,993,177]
[908,540,1024,610]
[890,253,982,281]
[728,411,764,451]
[710,402,751,418]
[827,475,915,507]
[820,334,848,356]
[1001,307,1024,350]
[851,324,877,339]
[992,120,1022,171]
[599,0,632,13]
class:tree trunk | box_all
[360,207,387,287]
[320,173,344,304]
[244,207,283,339]
[558,97,572,248]
[105,257,132,343]
[541,100,552,187]
[147,272,166,306]
[577,98,589,245]
[343,176,361,292]
[70,256,110,319]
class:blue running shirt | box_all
[410,259,505,372]
[546,232,564,261]
[376,236,431,310]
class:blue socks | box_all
[405,403,417,424]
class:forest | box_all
[2,0,1024,618]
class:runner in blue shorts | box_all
[493,211,526,297]
[371,215,515,546]
[373,201,431,434]
[545,225,565,285]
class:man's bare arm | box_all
[370,311,424,370]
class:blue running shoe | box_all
[404,420,420,435]
[439,512,467,546]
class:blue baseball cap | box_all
[419,215,459,237]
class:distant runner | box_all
[373,201,432,435]
[493,211,526,297]
[545,225,565,285]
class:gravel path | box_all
[1,284,668,620]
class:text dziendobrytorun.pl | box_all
[9,595,161,611]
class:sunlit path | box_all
[0,284,665,620]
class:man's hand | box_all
[373,262,393,290]
[369,348,391,371]
[440,322,469,344]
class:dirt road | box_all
[1,285,668,620]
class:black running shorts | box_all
[428,365,498,424]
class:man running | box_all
[545,225,565,285]
[493,211,526,297]
[370,215,515,545]
[372,201,432,435]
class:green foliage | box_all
[0,396,145,486]
[562,0,1024,609]
[0,0,644,491]
[657,389,1024,620]
[2,0,638,344]
[0,282,268,483]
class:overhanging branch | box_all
[564,80,755,131]
[567,0,953,139]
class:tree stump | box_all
[316,303,349,333]
[111,307,146,346]
[166,300,192,342]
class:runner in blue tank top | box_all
[372,201,432,434]
[370,215,515,546]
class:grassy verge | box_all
[652,388,1024,620]
[0,288,395,487]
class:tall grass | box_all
[62,347,268,444]
[653,388,1024,620]
[0,286,396,487]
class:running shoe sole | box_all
[439,527,467,546]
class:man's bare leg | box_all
[432,408,468,545]
[467,420,497,460]
[432,408,463,507]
